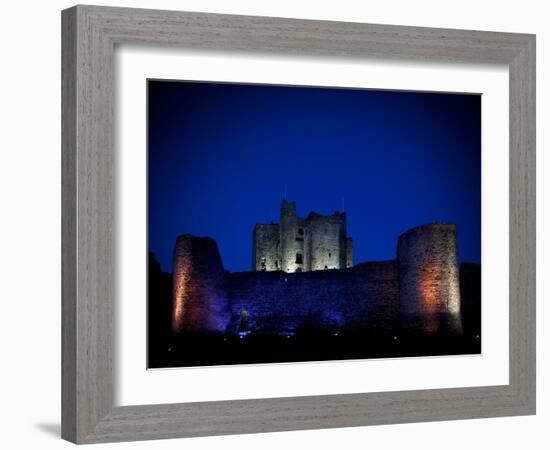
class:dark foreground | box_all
[148,330,481,368]
[148,255,481,368]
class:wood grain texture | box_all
[61,7,77,443]
[61,5,536,444]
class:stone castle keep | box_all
[253,200,353,273]
[171,200,465,337]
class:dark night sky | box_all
[148,80,481,273]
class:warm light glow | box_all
[171,257,189,333]
[419,261,441,334]
[171,236,230,334]
[171,251,200,333]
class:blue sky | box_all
[148,80,481,273]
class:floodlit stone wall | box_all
[346,237,353,268]
[397,223,462,335]
[171,222,466,336]
[252,224,279,271]
[227,261,399,334]
[279,200,306,272]
[253,200,352,272]
[306,212,347,271]
[171,235,230,334]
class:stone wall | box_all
[253,200,352,273]
[346,237,353,268]
[305,212,347,271]
[171,222,467,337]
[279,200,306,272]
[172,235,230,334]
[252,224,279,271]
[397,223,462,335]
[226,260,399,334]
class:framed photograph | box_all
[62,5,536,444]
[147,80,480,369]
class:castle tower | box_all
[346,237,353,268]
[397,223,462,335]
[252,224,279,271]
[306,212,347,271]
[252,200,353,273]
[172,234,230,334]
[279,200,306,272]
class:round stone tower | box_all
[171,234,230,334]
[397,223,462,335]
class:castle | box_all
[253,200,353,272]
[170,200,470,338]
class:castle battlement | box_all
[171,219,465,337]
[170,202,467,337]
[253,200,353,273]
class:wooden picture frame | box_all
[62,5,536,444]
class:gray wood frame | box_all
[62,5,536,444]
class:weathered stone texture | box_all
[306,212,347,271]
[346,237,353,268]
[397,223,462,335]
[253,224,279,271]
[227,261,399,334]
[171,222,469,336]
[172,234,230,334]
[279,200,306,272]
[253,200,352,272]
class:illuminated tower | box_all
[172,234,230,334]
[397,223,462,335]
[252,200,353,273]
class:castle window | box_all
[329,252,332,258]
[324,265,328,270]
[295,267,302,273]
[298,228,304,235]
[295,253,303,264]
